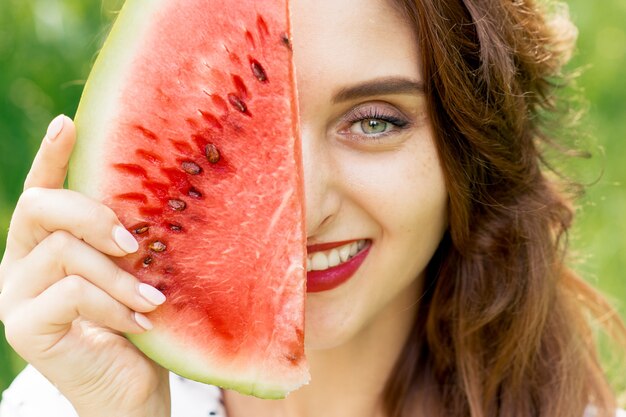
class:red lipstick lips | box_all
[306,240,371,293]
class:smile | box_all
[306,239,367,271]
[306,239,371,293]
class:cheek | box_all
[342,136,449,318]
[304,134,448,349]
[341,136,448,239]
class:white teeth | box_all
[311,252,329,271]
[307,240,367,272]
[328,249,340,267]
[338,245,350,262]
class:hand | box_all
[0,115,171,417]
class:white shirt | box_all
[0,366,226,417]
[1,365,624,417]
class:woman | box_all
[0,0,623,416]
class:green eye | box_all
[360,119,388,134]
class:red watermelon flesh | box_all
[68,0,308,398]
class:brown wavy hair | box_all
[383,0,626,416]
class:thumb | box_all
[24,115,77,190]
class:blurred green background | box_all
[0,0,624,398]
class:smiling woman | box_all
[0,0,625,417]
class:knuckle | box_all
[0,261,22,318]
[2,310,28,352]
[45,230,75,255]
[0,262,11,312]
[3,323,19,351]
[16,187,44,218]
[58,275,89,301]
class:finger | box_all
[41,275,152,335]
[3,275,150,358]
[5,188,138,261]
[24,115,76,190]
[3,230,164,314]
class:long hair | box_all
[383,1,625,416]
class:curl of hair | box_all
[384,1,625,416]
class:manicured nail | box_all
[46,115,65,142]
[113,225,139,253]
[138,283,166,305]
[134,312,153,330]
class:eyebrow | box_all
[332,77,425,103]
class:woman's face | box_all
[292,0,448,349]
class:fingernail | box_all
[113,225,139,253]
[138,283,166,306]
[134,312,153,330]
[46,115,65,142]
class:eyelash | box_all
[342,105,410,139]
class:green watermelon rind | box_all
[128,331,291,399]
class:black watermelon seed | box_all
[169,223,183,232]
[181,161,202,175]
[133,225,149,234]
[250,59,268,82]
[280,32,292,50]
[142,256,153,267]
[168,199,187,211]
[188,188,202,198]
[227,93,248,113]
[149,241,167,252]
[205,144,221,164]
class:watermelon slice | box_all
[68,0,308,399]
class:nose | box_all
[301,124,341,239]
